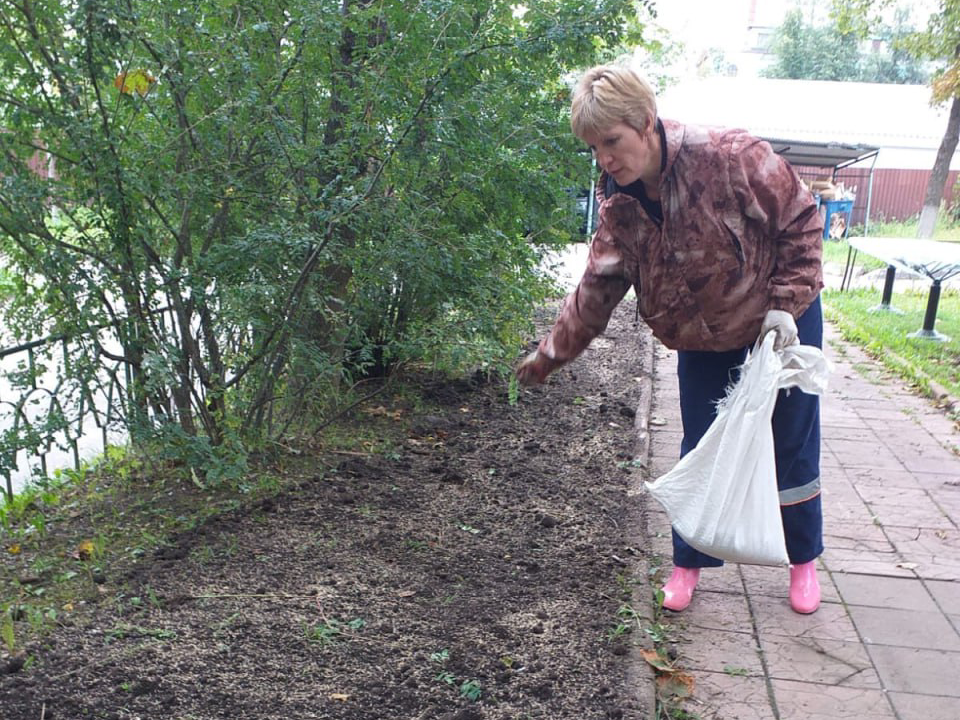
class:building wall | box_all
[870,168,959,223]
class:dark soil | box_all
[1,304,656,720]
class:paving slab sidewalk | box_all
[641,323,960,720]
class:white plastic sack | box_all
[644,333,832,566]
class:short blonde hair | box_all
[570,65,657,139]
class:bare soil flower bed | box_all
[1,304,655,720]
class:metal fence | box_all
[0,327,130,501]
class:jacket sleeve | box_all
[538,220,632,367]
[729,135,824,317]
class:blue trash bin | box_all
[822,199,853,239]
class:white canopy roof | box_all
[658,77,959,170]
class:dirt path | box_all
[2,304,656,720]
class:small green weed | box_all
[607,603,646,642]
[1,611,16,652]
[644,621,671,644]
[304,617,366,646]
[105,625,176,642]
[617,604,642,629]
[459,679,483,701]
[428,650,483,702]
[606,622,631,642]
[615,571,638,598]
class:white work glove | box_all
[760,309,799,350]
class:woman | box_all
[517,64,825,614]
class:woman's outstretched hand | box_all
[515,350,554,386]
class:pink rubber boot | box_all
[789,560,821,614]
[661,567,700,612]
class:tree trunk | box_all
[917,95,960,238]
[285,0,381,408]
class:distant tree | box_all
[762,9,861,81]
[762,7,928,83]
[858,7,930,84]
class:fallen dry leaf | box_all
[640,649,676,674]
[329,693,350,702]
[7,544,21,555]
[363,406,403,420]
[657,671,695,699]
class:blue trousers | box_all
[672,296,824,568]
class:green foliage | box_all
[762,7,927,83]
[0,0,647,482]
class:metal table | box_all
[844,236,960,341]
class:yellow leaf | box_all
[114,69,156,97]
[7,544,21,555]
[73,539,95,561]
[329,693,350,702]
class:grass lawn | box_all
[823,286,960,403]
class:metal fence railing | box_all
[0,328,130,502]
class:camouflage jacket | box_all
[539,119,823,365]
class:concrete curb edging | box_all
[624,322,661,720]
